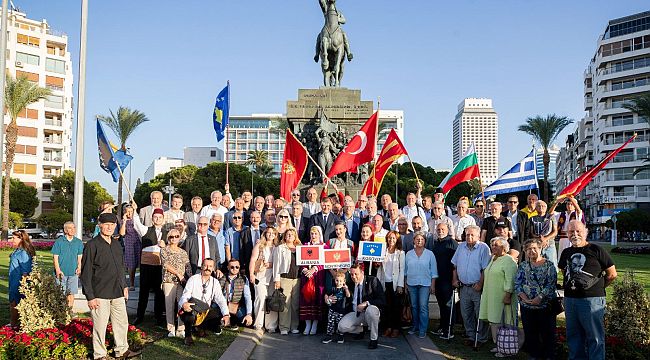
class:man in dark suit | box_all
[184,196,203,235]
[338,263,386,349]
[183,216,221,278]
[309,197,339,240]
[291,201,310,243]
[235,211,259,276]
[502,194,529,246]
[341,203,361,245]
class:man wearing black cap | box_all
[493,219,522,262]
[81,213,141,359]
[480,202,510,243]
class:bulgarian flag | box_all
[438,143,480,194]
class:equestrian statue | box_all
[314,0,353,87]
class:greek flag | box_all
[479,150,538,200]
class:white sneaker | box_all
[281,330,289,335]
[290,329,300,334]
[176,331,185,338]
[167,331,175,338]
[490,347,499,353]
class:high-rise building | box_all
[2,10,74,216]
[453,98,499,185]
[557,11,650,223]
[225,110,405,177]
[535,144,560,195]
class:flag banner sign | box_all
[361,129,408,196]
[438,143,480,193]
[280,129,309,201]
[297,245,323,266]
[327,111,379,178]
[357,241,386,262]
[476,149,538,201]
[323,249,352,269]
[212,83,230,142]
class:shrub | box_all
[605,272,650,346]
[15,262,71,333]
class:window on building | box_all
[210,150,217,157]
[45,76,64,90]
[17,34,40,47]
[612,114,634,127]
[609,168,634,180]
[16,52,39,66]
[44,95,64,109]
[638,185,650,197]
[45,58,65,74]
[16,70,38,82]
[613,186,635,196]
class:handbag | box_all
[187,297,211,326]
[265,288,287,313]
[551,290,564,316]
[496,305,519,356]
[301,277,316,303]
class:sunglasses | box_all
[508,201,518,203]
[292,194,300,197]
[202,281,208,295]
[278,215,289,219]
[168,235,180,239]
[229,266,240,269]
[233,216,242,220]
[476,205,484,208]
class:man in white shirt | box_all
[184,196,203,235]
[402,193,428,232]
[179,258,230,345]
[428,201,455,240]
[164,194,185,225]
[387,203,401,231]
[200,191,228,220]
[302,187,322,217]
[372,214,389,242]
[450,199,476,242]
[139,191,164,227]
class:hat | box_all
[153,208,164,217]
[494,217,510,229]
[434,188,444,194]
[98,213,118,224]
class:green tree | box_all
[1,211,24,230]
[1,179,39,217]
[245,150,272,193]
[518,114,573,203]
[2,75,51,236]
[50,170,114,221]
[98,107,149,214]
[623,93,650,175]
[37,209,72,235]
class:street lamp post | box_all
[162,178,175,206]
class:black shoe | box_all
[184,335,194,346]
[430,328,444,336]
[120,349,143,359]
[322,335,333,344]
[368,340,378,349]
[336,333,344,344]
[353,332,364,340]
[132,317,143,326]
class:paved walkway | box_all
[250,331,418,360]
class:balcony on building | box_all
[43,130,64,146]
[44,111,63,128]
[42,167,61,179]
[43,150,63,163]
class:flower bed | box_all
[0,319,146,360]
[556,327,650,360]
[0,241,54,251]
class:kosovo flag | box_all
[97,120,133,183]
[212,82,230,142]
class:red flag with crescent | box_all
[361,129,408,196]
[280,129,308,201]
[326,112,379,179]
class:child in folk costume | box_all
[299,226,329,335]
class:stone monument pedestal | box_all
[286,87,374,194]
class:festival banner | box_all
[361,129,408,196]
[323,248,352,269]
[357,241,386,262]
[296,245,323,266]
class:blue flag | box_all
[97,120,133,183]
[475,150,538,202]
[212,83,230,142]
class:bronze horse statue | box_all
[314,0,353,87]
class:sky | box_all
[17,0,650,198]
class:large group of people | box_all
[5,185,620,360]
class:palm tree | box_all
[246,150,271,193]
[2,76,51,236]
[623,93,650,174]
[98,107,149,212]
[518,114,573,203]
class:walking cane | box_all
[446,288,457,343]
[473,301,481,351]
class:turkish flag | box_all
[280,129,308,201]
[326,112,379,178]
[361,129,407,196]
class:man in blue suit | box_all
[309,197,339,240]
[341,203,360,245]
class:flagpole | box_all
[405,152,420,186]
[113,157,133,202]
[72,0,88,239]
[225,80,230,186]
[306,152,340,193]
[395,163,398,200]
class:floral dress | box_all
[160,247,190,285]
[514,260,557,309]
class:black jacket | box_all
[291,216,311,243]
[309,212,339,240]
[346,275,386,311]
[502,210,529,245]
[237,226,257,275]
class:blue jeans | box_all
[564,296,606,360]
[408,285,430,336]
